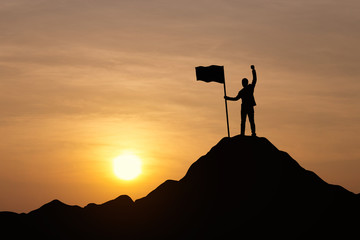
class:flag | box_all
[195,65,225,84]
[195,64,230,137]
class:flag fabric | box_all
[195,65,225,84]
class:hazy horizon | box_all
[1,0,360,213]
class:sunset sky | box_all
[1,0,360,213]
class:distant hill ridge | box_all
[1,135,359,239]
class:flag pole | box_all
[223,72,230,138]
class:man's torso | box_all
[240,84,256,107]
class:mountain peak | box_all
[181,135,306,193]
[135,135,360,238]
[29,198,81,217]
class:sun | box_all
[113,153,142,180]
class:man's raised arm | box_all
[251,65,257,86]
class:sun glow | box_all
[113,153,142,180]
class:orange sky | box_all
[1,0,360,213]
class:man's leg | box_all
[248,107,256,136]
[240,107,246,136]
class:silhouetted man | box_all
[225,65,257,136]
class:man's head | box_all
[242,78,248,87]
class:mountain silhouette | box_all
[1,136,359,239]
